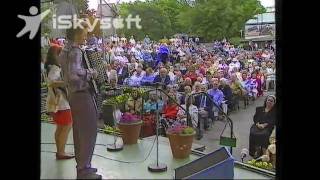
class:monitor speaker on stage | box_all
[174,147,234,179]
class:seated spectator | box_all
[202,71,212,85]
[207,80,224,120]
[192,81,202,94]
[160,92,179,132]
[266,62,276,91]
[247,72,259,99]
[195,84,213,132]
[219,78,233,111]
[217,69,225,81]
[184,66,198,83]
[168,66,176,82]
[240,71,252,95]
[180,85,192,105]
[117,62,129,84]
[105,63,113,79]
[228,58,240,73]
[177,96,198,128]
[141,67,155,86]
[179,61,187,75]
[230,74,246,109]
[143,91,164,113]
[153,67,171,86]
[173,70,184,85]
[253,70,264,97]
[249,95,276,158]
[196,76,204,84]
[128,67,144,86]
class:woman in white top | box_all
[176,96,198,128]
[45,45,74,160]
[266,62,276,91]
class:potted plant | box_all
[166,122,196,159]
[117,112,143,145]
[247,159,273,170]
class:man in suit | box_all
[153,68,171,87]
[116,61,128,85]
[195,84,213,139]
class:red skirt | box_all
[53,109,73,125]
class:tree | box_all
[118,1,172,41]
[177,0,265,41]
[153,0,189,34]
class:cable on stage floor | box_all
[41,136,156,164]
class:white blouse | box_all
[47,65,70,111]
[177,104,198,128]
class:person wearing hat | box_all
[249,95,276,158]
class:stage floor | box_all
[41,123,274,179]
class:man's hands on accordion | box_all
[88,68,98,79]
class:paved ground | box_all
[194,91,275,161]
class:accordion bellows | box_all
[84,49,108,114]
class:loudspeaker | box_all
[175,147,234,179]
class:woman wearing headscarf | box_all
[249,95,276,158]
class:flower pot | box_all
[118,120,142,145]
[166,131,195,159]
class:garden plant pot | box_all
[166,131,195,159]
[118,120,143,145]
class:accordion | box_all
[81,48,108,115]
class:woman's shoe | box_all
[56,153,75,160]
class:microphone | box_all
[240,148,249,162]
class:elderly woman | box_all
[249,95,276,158]
[160,92,179,134]
[176,96,198,128]
[192,81,202,94]
[184,66,198,83]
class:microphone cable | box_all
[41,136,156,164]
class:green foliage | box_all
[119,1,172,40]
[182,127,195,135]
[177,0,265,41]
[118,0,264,41]
[229,37,242,46]
[247,159,273,170]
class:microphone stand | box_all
[148,83,167,172]
[106,87,123,152]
